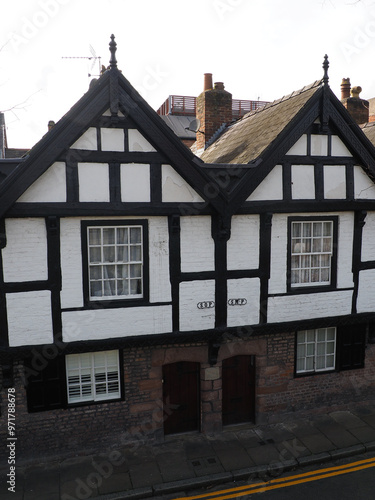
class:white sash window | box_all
[296,328,336,374]
[66,350,121,404]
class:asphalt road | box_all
[164,453,375,500]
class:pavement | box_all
[2,406,375,500]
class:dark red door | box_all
[163,361,200,435]
[222,355,255,426]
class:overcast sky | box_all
[1,0,375,148]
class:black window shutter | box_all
[338,324,366,371]
[25,356,66,412]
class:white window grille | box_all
[88,225,143,300]
[296,328,336,373]
[291,221,333,287]
[66,350,120,404]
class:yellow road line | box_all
[173,456,375,500]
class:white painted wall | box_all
[354,166,375,199]
[227,215,259,270]
[247,165,283,201]
[227,278,260,327]
[60,218,84,309]
[101,128,124,152]
[268,214,288,294]
[357,269,375,313]
[128,129,156,152]
[180,216,214,272]
[179,280,215,332]
[286,134,307,155]
[311,135,328,156]
[291,165,315,199]
[3,218,48,282]
[331,136,352,157]
[148,217,171,303]
[337,212,354,289]
[324,165,346,199]
[71,127,97,150]
[162,164,204,203]
[7,290,53,346]
[62,305,172,342]
[267,290,352,323]
[17,162,66,203]
[78,163,110,202]
[361,211,375,261]
[121,164,150,202]
[60,216,171,308]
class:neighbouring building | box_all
[0,40,375,463]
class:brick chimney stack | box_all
[196,73,232,152]
[341,78,369,125]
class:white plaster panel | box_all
[17,162,66,203]
[3,218,47,282]
[60,218,84,309]
[268,290,352,323]
[128,129,156,152]
[227,215,259,270]
[324,165,346,199]
[62,305,172,342]
[227,278,260,327]
[121,164,150,202]
[354,166,375,199]
[268,214,288,295]
[247,165,283,201]
[162,164,204,203]
[331,136,352,157]
[78,163,110,202]
[337,212,355,289]
[71,127,97,150]
[291,165,315,199]
[148,217,171,303]
[286,134,307,155]
[357,269,375,313]
[102,109,125,117]
[180,216,214,272]
[362,212,375,261]
[311,135,328,156]
[101,128,124,152]
[7,291,53,346]
[179,280,215,332]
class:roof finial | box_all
[109,34,117,69]
[323,54,329,85]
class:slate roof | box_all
[201,81,323,164]
[361,122,375,146]
[159,114,196,141]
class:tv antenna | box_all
[62,45,102,78]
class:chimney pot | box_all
[214,82,225,91]
[48,120,55,132]
[341,78,351,100]
[351,85,362,98]
[203,73,213,91]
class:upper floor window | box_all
[82,220,148,303]
[289,218,337,290]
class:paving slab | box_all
[214,445,255,471]
[329,411,368,429]
[189,456,225,477]
[156,451,194,483]
[347,425,375,443]
[183,440,215,460]
[299,433,336,454]
[24,464,60,500]
[246,443,282,466]
[319,428,360,448]
[97,472,132,495]
[276,437,311,461]
[129,461,162,488]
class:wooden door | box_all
[222,355,255,426]
[163,361,200,435]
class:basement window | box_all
[296,327,336,374]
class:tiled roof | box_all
[201,81,323,164]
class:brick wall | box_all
[1,335,374,464]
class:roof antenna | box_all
[109,34,117,69]
[323,54,329,86]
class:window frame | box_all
[66,350,122,405]
[295,327,337,375]
[287,216,338,293]
[81,219,149,307]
